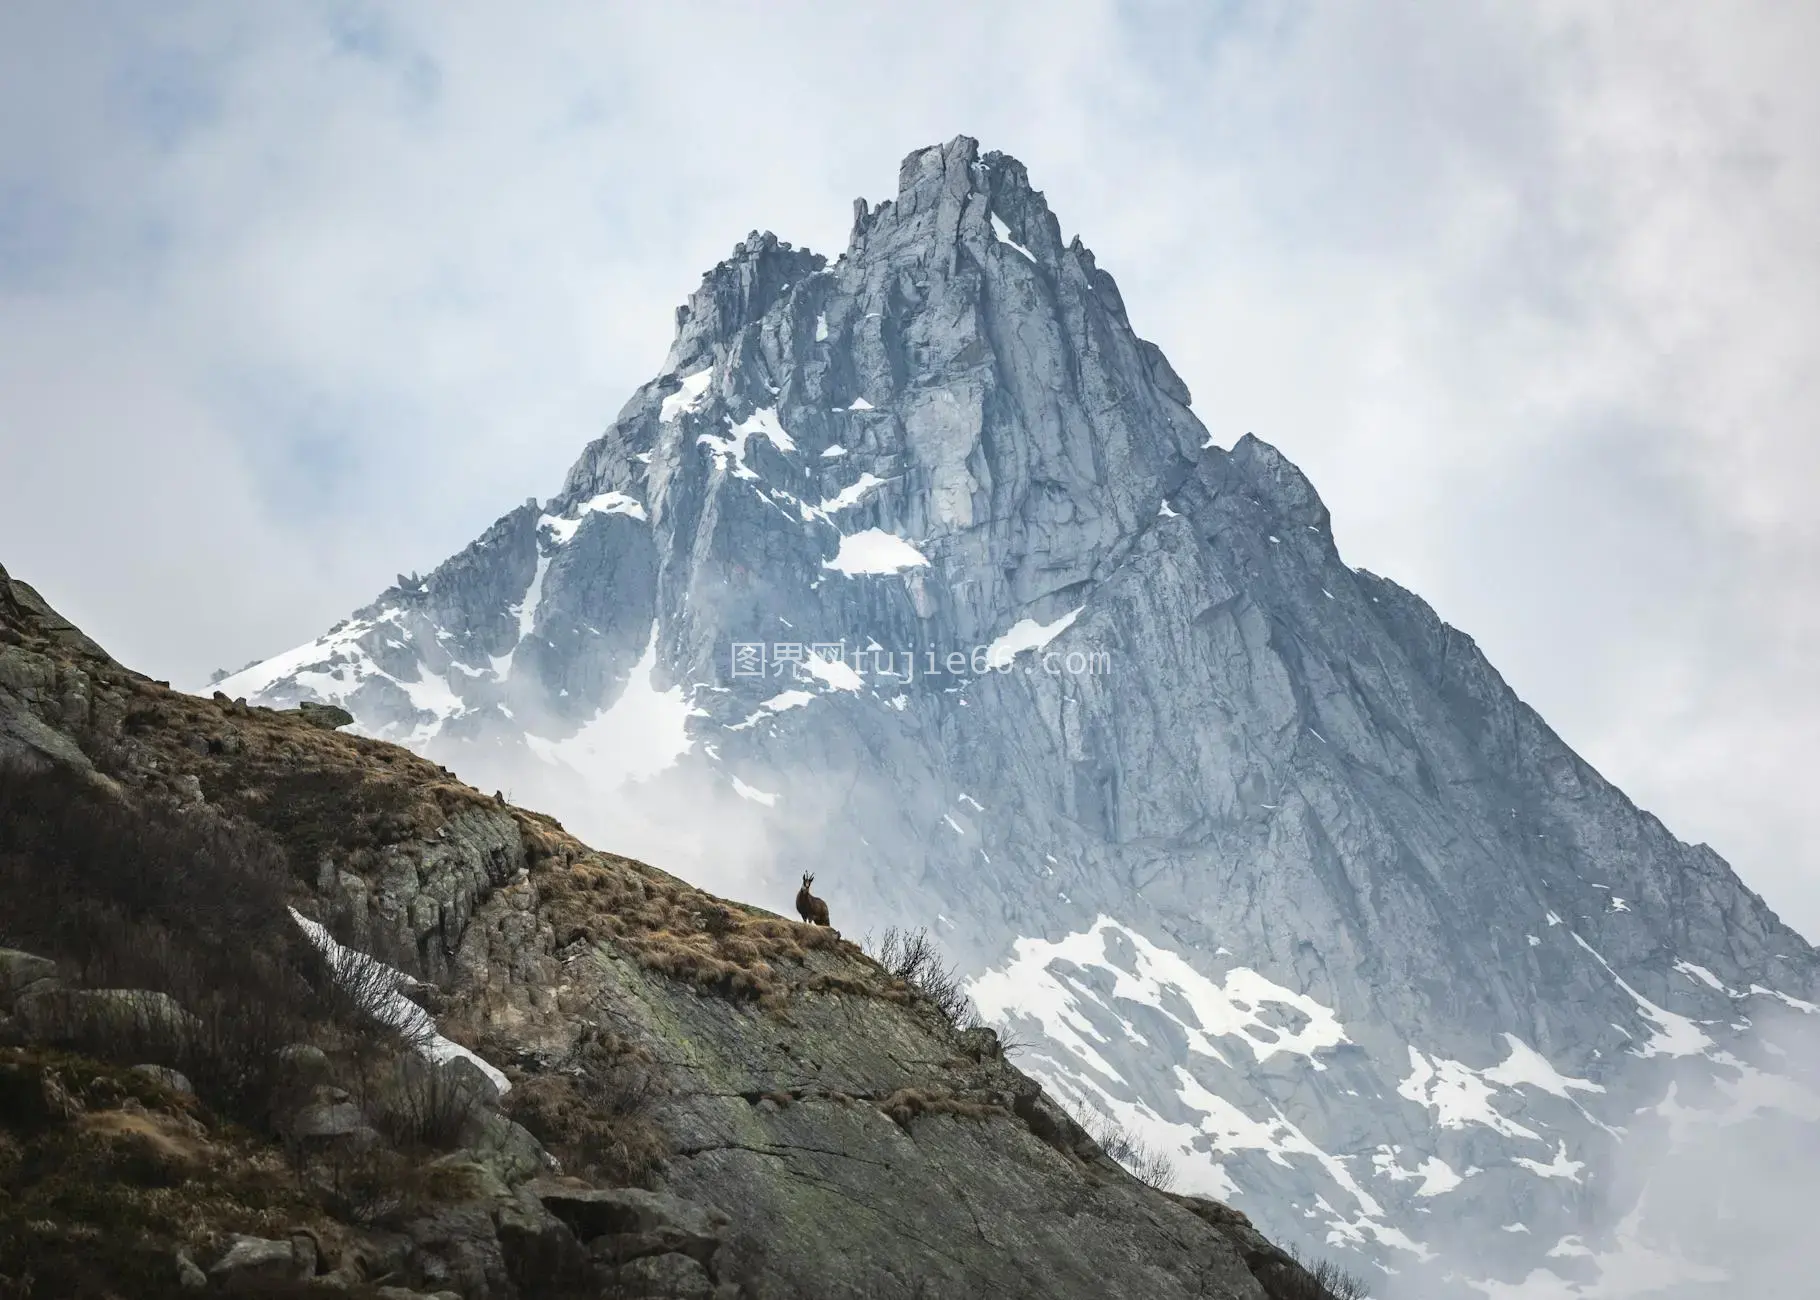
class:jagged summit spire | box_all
[663,230,825,378]
[847,135,1063,262]
[668,136,1075,379]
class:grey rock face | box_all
[129,1063,195,1096]
[212,135,1820,1291]
[0,948,57,1009]
[208,1233,313,1286]
[13,986,202,1045]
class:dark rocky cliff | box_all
[0,556,1349,1299]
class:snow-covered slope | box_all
[205,136,1820,1296]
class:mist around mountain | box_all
[4,553,1392,1299]
[204,137,1820,1297]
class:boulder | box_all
[289,1231,319,1279]
[130,1063,195,1096]
[12,986,200,1045]
[277,1041,333,1076]
[437,1053,503,1108]
[530,1181,729,1250]
[400,1201,514,1297]
[298,701,355,730]
[458,1109,551,1187]
[0,948,57,1010]
[601,1251,716,1299]
[285,1100,376,1148]
[174,1249,207,1291]
[208,1233,312,1288]
[492,1181,592,1295]
[955,1026,1003,1061]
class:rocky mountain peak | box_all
[868,135,1065,270]
[198,137,1820,1296]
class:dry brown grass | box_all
[502,1031,668,1187]
[76,1107,213,1175]
[804,971,907,1002]
[82,679,480,887]
[0,1047,346,1300]
[525,823,872,1011]
[875,1087,1007,1131]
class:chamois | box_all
[795,872,830,926]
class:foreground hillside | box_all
[0,556,1360,1299]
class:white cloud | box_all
[1,0,1816,937]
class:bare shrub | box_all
[866,927,977,1028]
[1082,1108,1178,1193]
[303,932,434,1053]
[0,764,412,1130]
[306,1143,421,1226]
[0,763,291,958]
[994,1025,1034,1057]
[1278,1247,1372,1300]
[369,1058,487,1153]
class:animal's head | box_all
[801,872,815,890]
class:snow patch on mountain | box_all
[206,609,473,746]
[823,529,930,575]
[1398,1048,1543,1141]
[1482,1034,1606,1099]
[1572,933,1714,1058]
[990,211,1036,263]
[1372,1146,1464,1197]
[544,491,647,542]
[495,549,552,679]
[206,615,384,702]
[525,624,703,788]
[818,472,887,514]
[803,653,862,691]
[969,917,1350,1073]
[660,366,715,422]
[1510,1139,1585,1183]
[727,689,818,731]
[1749,984,1820,1014]
[982,607,1084,668]
[698,407,797,482]
[732,775,778,806]
[290,907,509,1094]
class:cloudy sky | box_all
[2,1,1815,936]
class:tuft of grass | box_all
[876,1087,1007,1132]
[533,842,865,1011]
